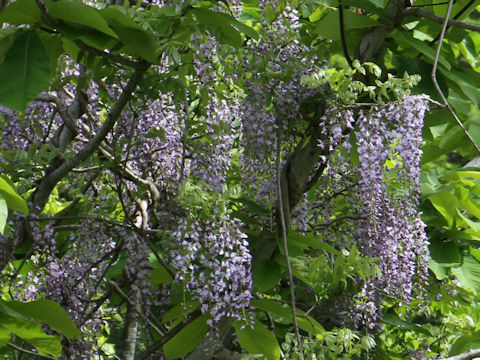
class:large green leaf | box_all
[314,9,379,41]
[449,333,480,356]
[46,0,118,39]
[109,26,160,63]
[0,0,41,26]
[0,327,9,348]
[37,32,64,76]
[163,316,208,360]
[234,320,281,360]
[440,67,480,107]
[98,6,161,62]
[150,264,173,285]
[0,194,6,235]
[98,6,145,30]
[0,30,51,111]
[251,299,325,337]
[188,8,243,48]
[253,259,281,291]
[0,307,62,358]
[0,177,28,215]
[451,255,480,293]
[7,300,81,340]
[428,192,458,228]
[161,300,199,325]
[429,237,461,266]
[392,30,451,70]
[56,22,117,52]
[382,312,433,336]
[287,231,340,254]
[429,257,449,280]
[215,12,259,40]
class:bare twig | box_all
[430,0,480,154]
[7,342,56,360]
[404,6,480,32]
[339,2,353,68]
[136,308,202,360]
[276,123,301,346]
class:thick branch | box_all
[439,348,480,360]
[121,289,141,360]
[403,7,480,31]
[31,66,148,211]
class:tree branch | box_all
[276,118,301,346]
[7,342,56,360]
[439,348,480,360]
[121,289,141,360]
[403,7,480,32]
[31,66,148,211]
[430,0,480,154]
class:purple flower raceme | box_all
[349,96,430,328]
[172,210,253,326]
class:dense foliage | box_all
[2,0,480,359]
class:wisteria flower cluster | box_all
[172,209,252,326]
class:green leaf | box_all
[449,333,480,356]
[314,10,379,41]
[7,300,81,340]
[0,30,51,111]
[0,27,20,63]
[392,30,451,70]
[457,210,480,234]
[235,197,270,217]
[341,0,388,16]
[253,259,281,291]
[98,6,145,30]
[46,0,119,39]
[0,177,28,215]
[287,231,340,254]
[234,320,281,360]
[0,193,6,235]
[429,257,449,280]
[150,264,173,285]
[163,316,208,360]
[0,327,9,348]
[98,6,161,62]
[161,300,199,324]
[0,0,41,26]
[109,26,160,63]
[215,12,259,40]
[429,237,461,266]
[0,309,62,358]
[471,247,480,262]
[56,22,117,52]
[451,255,480,293]
[382,312,433,336]
[440,67,480,107]
[37,32,64,76]
[189,8,242,48]
[251,299,324,337]
[428,192,458,228]
[264,3,275,22]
